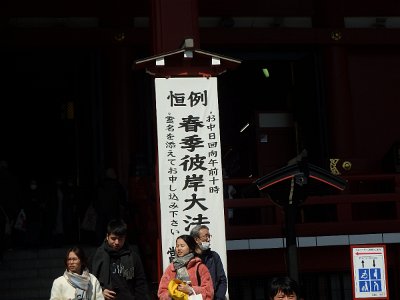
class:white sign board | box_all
[350,245,388,299]
[154,77,228,288]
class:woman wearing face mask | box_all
[50,246,104,300]
[158,234,214,300]
[190,225,227,300]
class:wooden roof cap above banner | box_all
[134,38,241,77]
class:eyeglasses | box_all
[67,258,80,262]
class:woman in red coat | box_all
[158,234,214,300]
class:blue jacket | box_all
[201,250,228,300]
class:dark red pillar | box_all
[150,0,200,53]
[314,1,354,159]
[106,46,134,187]
[323,46,354,158]
[148,0,202,282]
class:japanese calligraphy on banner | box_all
[155,77,228,276]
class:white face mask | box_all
[200,242,210,251]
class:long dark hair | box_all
[176,234,201,256]
[64,246,88,271]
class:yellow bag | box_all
[168,279,189,300]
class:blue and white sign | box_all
[350,245,388,299]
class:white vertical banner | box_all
[155,77,228,283]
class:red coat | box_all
[158,256,214,300]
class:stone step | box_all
[2,287,50,300]
[2,257,61,271]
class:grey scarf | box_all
[173,253,194,282]
[63,268,92,300]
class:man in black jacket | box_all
[191,224,227,300]
[91,219,149,300]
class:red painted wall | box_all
[348,48,400,171]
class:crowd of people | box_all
[0,161,131,260]
[47,217,302,300]
[0,160,86,254]
[2,160,303,299]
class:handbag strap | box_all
[190,287,197,295]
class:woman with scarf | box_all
[158,234,214,300]
[50,246,104,300]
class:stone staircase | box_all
[0,246,96,300]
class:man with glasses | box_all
[190,224,227,300]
